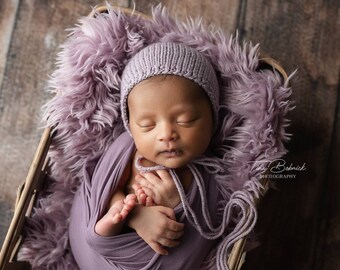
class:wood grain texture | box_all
[0,0,99,200]
[0,0,126,246]
[239,1,340,270]
[323,86,340,270]
[0,0,21,248]
[0,0,19,95]
[134,0,240,35]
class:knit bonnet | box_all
[120,42,219,133]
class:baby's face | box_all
[128,75,213,169]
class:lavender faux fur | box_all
[18,4,293,270]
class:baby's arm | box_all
[134,170,181,209]
[95,189,136,236]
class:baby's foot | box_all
[132,183,155,206]
[95,194,137,236]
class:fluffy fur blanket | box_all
[18,4,292,270]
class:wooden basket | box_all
[0,5,288,270]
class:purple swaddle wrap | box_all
[69,132,220,270]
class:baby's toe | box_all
[111,213,123,224]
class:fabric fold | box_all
[69,132,220,270]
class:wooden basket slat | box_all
[0,128,51,270]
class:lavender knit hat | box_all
[120,42,219,133]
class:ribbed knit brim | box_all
[120,42,219,133]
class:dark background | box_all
[0,1,339,269]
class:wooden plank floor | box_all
[0,1,339,269]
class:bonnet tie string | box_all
[135,157,258,270]
[169,164,258,270]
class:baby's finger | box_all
[145,196,155,207]
[158,238,180,249]
[135,175,154,189]
[132,183,141,191]
[158,207,176,221]
[137,192,147,205]
[136,177,154,188]
[167,219,185,232]
[158,208,185,232]
[155,170,173,182]
[140,172,161,186]
[149,241,168,256]
[163,229,184,240]
[137,188,146,196]
[140,186,155,199]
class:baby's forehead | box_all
[129,75,207,100]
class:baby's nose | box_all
[157,123,178,142]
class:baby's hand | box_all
[127,205,184,255]
[135,170,180,209]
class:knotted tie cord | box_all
[135,157,258,270]
[135,157,167,172]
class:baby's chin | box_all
[156,158,191,170]
[139,156,185,170]
[137,150,198,170]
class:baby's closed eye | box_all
[176,117,199,126]
[137,120,156,130]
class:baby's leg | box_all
[95,194,136,236]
